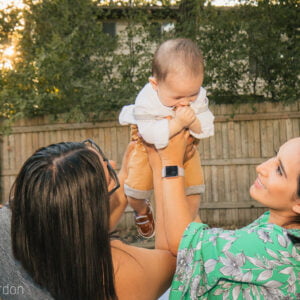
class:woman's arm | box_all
[110,142,176,300]
[147,132,198,251]
[147,130,202,255]
[109,143,134,231]
[147,144,169,250]
[160,131,203,255]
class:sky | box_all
[0,0,25,10]
[0,0,238,9]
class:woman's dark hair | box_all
[10,142,117,300]
[285,173,300,236]
[284,173,300,229]
[295,174,300,225]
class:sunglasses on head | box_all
[82,139,120,196]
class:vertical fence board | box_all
[228,121,236,158]
[240,121,248,157]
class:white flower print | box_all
[204,258,217,274]
[219,251,246,277]
[190,275,201,300]
[242,288,252,300]
[257,269,273,281]
[278,233,288,248]
[208,234,218,246]
[170,214,300,300]
[266,248,279,259]
[176,248,195,283]
[260,284,284,300]
[232,285,241,300]
[222,290,229,300]
[291,247,300,261]
[258,229,273,243]
[195,240,202,250]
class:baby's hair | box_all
[152,38,204,82]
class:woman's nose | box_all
[256,158,273,176]
[109,160,117,169]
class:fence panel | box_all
[1,101,299,229]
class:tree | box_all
[0,0,298,130]
[240,0,299,102]
[0,4,23,122]
[1,0,122,123]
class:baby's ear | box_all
[149,77,158,91]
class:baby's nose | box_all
[178,99,191,106]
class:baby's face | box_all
[150,72,203,108]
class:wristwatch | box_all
[161,166,185,178]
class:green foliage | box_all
[0,0,298,127]
[239,0,299,102]
[19,0,120,117]
[180,0,299,103]
[0,5,22,44]
[196,5,250,101]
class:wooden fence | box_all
[1,101,299,230]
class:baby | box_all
[119,38,214,238]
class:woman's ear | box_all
[149,77,158,91]
[292,199,300,215]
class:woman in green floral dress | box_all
[147,133,300,300]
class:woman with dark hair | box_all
[146,133,300,299]
[0,140,176,300]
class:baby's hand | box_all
[175,106,196,128]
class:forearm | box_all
[152,167,169,251]
[151,158,192,254]
[161,175,194,255]
[147,130,199,255]
[147,143,187,253]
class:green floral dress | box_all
[170,212,300,300]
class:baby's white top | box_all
[119,83,214,149]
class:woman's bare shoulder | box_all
[111,240,175,300]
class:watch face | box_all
[166,166,178,177]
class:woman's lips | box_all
[254,177,265,189]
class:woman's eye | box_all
[276,166,283,176]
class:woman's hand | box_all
[144,142,162,170]
[109,142,135,231]
[158,129,190,166]
[117,141,135,184]
[145,130,195,169]
[184,135,196,163]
